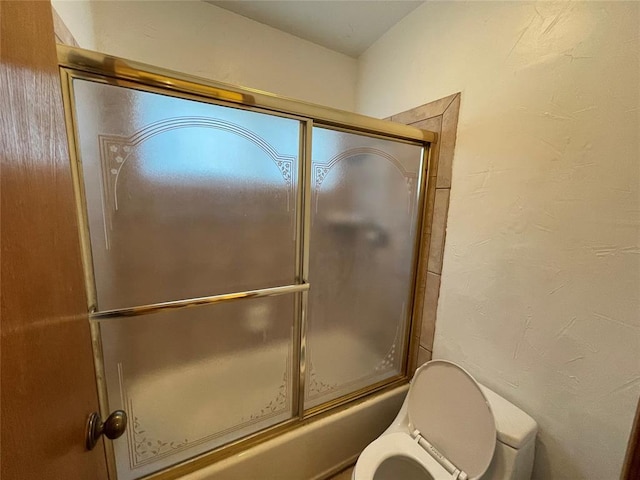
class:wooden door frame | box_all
[1,1,108,478]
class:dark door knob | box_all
[86,410,127,450]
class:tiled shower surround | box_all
[386,92,461,373]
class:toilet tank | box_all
[479,386,538,480]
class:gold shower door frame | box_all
[57,45,435,480]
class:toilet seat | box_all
[353,361,497,480]
[407,360,496,479]
[353,432,453,479]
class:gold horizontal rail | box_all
[56,45,436,144]
[91,283,310,319]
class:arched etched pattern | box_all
[313,147,418,228]
[73,77,302,311]
[98,117,296,247]
[305,130,423,409]
[313,146,417,188]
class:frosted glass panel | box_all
[72,79,300,311]
[305,127,423,409]
[100,294,295,480]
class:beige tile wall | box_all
[387,93,461,372]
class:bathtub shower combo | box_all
[59,46,435,480]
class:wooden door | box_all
[0,1,109,479]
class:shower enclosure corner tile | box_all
[421,272,441,351]
[390,92,461,377]
[417,345,432,369]
[436,94,461,189]
[427,188,450,275]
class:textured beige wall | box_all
[51,0,95,49]
[357,2,640,479]
[52,0,358,111]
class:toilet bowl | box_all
[353,360,538,480]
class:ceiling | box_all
[207,1,424,58]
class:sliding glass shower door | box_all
[71,79,303,479]
[63,61,428,480]
[305,127,423,409]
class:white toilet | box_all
[353,360,538,480]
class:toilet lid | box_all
[407,360,496,480]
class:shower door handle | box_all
[85,409,128,450]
